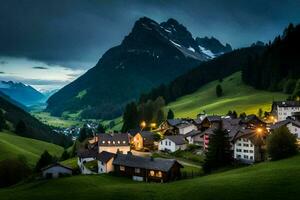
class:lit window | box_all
[118,141,120,144]
[150,170,155,176]
[157,171,162,177]
[108,141,111,144]
[102,141,105,144]
[135,168,140,173]
[123,141,126,144]
[120,166,125,171]
[113,141,115,144]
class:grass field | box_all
[31,111,84,128]
[0,154,299,200]
[166,72,288,118]
[0,131,63,167]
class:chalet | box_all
[97,151,115,174]
[131,131,155,150]
[158,135,187,152]
[185,130,203,146]
[176,123,198,135]
[159,119,190,135]
[233,129,267,164]
[200,115,222,130]
[77,149,99,174]
[240,114,266,129]
[41,163,73,179]
[270,118,300,140]
[112,152,183,182]
[271,101,300,122]
[98,133,131,154]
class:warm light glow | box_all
[150,123,157,128]
[140,121,146,128]
[256,128,263,135]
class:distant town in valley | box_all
[0,1,300,200]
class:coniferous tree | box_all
[203,124,232,173]
[167,109,175,119]
[78,124,92,142]
[60,150,70,161]
[258,108,263,118]
[97,123,106,133]
[267,126,298,160]
[216,84,223,97]
[122,102,139,132]
[156,109,165,124]
[35,150,54,172]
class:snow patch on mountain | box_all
[199,45,216,59]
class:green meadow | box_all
[167,72,288,118]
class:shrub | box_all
[267,126,298,160]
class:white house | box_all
[271,101,300,122]
[270,119,300,139]
[97,151,115,174]
[41,163,73,178]
[176,123,198,135]
[98,133,131,154]
[158,135,187,152]
[233,129,266,164]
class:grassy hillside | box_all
[166,72,288,118]
[0,154,299,200]
[0,131,63,167]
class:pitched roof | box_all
[113,153,183,172]
[96,151,115,163]
[273,101,300,107]
[98,133,130,146]
[193,118,202,125]
[205,115,222,122]
[232,128,267,145]
[166,119,185,126]
[138,131,155,141]
[176,123,194,129]
[77,148,98,158]
[185,130,202,137]
[41,163,73,172]
[270,119,300,130]
[165,135,187,145]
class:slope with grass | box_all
[166,72,288,118]
[0,154,300,200]
[0,131,63,167]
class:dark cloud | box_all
[32,66,49,70]
[0,0,299,69]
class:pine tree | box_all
[35,150,54,172]
[167,109,175,119]
[258,108,263,118]
[156,109,165,124]
[203,124,232,173]
[216,84,223,97]
[97,123,106,133]
[78,124,89,142]
[122,102,139,132]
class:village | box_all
[42,100,300,183]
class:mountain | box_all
[0,91,28,111]
[195,36,232,58]
[0,96,71,146]
[47,17,231,119]
[0,81,46,106]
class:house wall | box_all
[42,166,72,178]
[286,123,300,139]
[276,106,300,121]
[98,158,114,174]
[78,157,96,175]
[158,139,186,152]
[132,133,144,150]
[234,138,256,164]
[99,146,130,154]
[179,125,197,135]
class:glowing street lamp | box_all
[150,123,157,129]
[140,121,146,129]
[256,127,263,135]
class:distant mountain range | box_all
[46,17,232,119]
[0,81,46,106]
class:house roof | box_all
[96,151,115,163]
[232,128,267,145]
[205,115,222,122]
[185,130,202,137]
[270,119,300,130]
[77,148,98,158]
[113,153,183,172]
[98,133,130,146]
[138,131,155,141]
[41,163,73,172]
[273,101,300,108]
[193,118,202,125]
[167,119,185,126]
[176,123,194,129]
[165,135,187,145]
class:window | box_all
[243,150,248,153]
[113,141,115,144]
[243,144,249,147]
[165,141,167,145]
[161,141,163,145]
[102,141,105,144]
[108,141,111,144]
[237,154,241,158]
[157,171,162,178]
[150,170,155,176]
[100,168,103,172]
[250,156,253,160]
[169,141,171,146]
[123,141,126,144]
[118,141,120,144]
[120,166,125,171]
[135,168,140,173]
[237,143,242,146]
[249,150,254,153]
[244,155,249,159]
[236,149,242,152]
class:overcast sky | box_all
[0,0,299,91]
